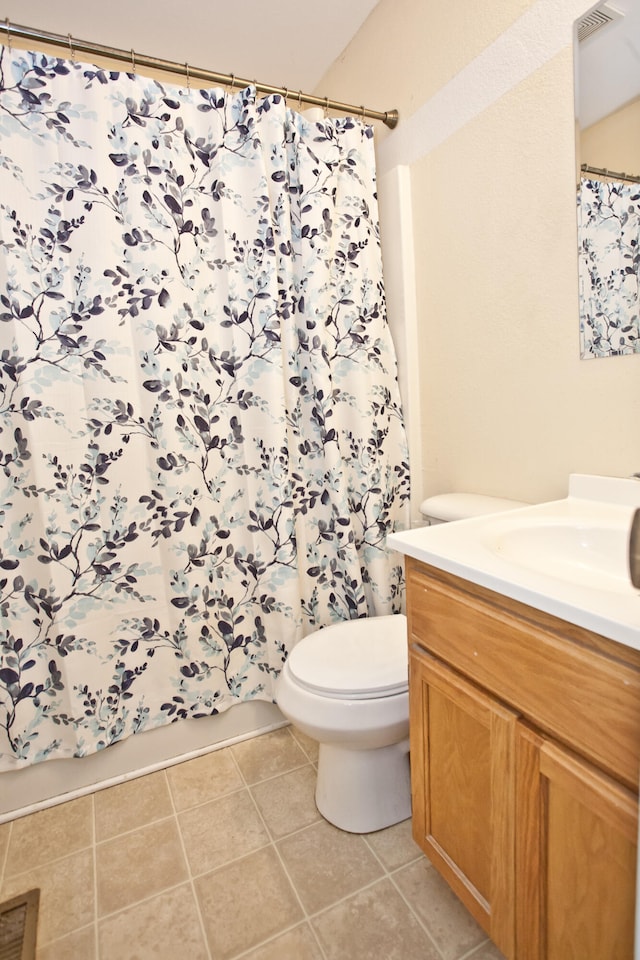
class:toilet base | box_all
[315,738,412,833]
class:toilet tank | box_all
[419,492,530,525]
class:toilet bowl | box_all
[275,614,411,834]
[276,492,531,834]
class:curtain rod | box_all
[2,19,399,130]
[581,163,640,185]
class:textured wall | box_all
[319,0,640,504]
[580,97,640,172]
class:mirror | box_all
[575,0,640,359]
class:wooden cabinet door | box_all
[410,646,517,958]
[516,724,638,960]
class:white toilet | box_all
[275,492,529,834]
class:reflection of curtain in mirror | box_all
[578,177,640,359]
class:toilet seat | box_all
[287,615,408,700]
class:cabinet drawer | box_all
[406,558,640,790]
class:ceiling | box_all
[577,0,640,128]
[1,0,382,94]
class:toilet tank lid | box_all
[419,493,530,522]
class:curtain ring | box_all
[228,72,235,95]
[324,96,329,119]
[5,18,11,51]
[298,90,302,110]
[282,86,288,104]
[68,33,75,61]
[131,48,136,73]
[185,62,190,90]
[361,104,366,121]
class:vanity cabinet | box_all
[409,647,517,953]
[516,723,637,960]
[406,557,640,960]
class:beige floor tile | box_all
[231,728,307,784]
[0,730,499,960]
[178,788,269,874]
[364,816,424,872]
[96,817,187,916]
[4,796,93,877]
[289,726,320,762]
[250,765,321,839]
[195,846,303,959]
[98,883,209,960]
[37,924,97,960]
[167,746,243,810]
[312,878,441,960]
[1,849,94,947]
[276,819,384,914]
[94,770,173,840]
[241,922,324,960]
[393,857,487,960]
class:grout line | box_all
[227,920,325,960]
[3,840,96,883]
[243,774,310,913]
[230,760,311,791]
[90,793,99,959]
[184,835,276,881]
[229,726,311,789]
[386,857,499,960]
[226,738,247,784]
[385,858,447,960]
[93,812,177,848]
[238,759,330,960]
[170,784,251,817]
[165,768,213,960]
[363,843,426,880]
[35,921,97,956]
[458,938,501,960]
[87,772,429,960]
[224,745,438,959]
[94,876,198,923]
[0,801,98,957]
[287,726,320,764]
[303,873,391,921]
[2,733,497,960]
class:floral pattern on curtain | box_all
[0,48,410,770]
[578,177,640,358]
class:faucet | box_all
[630,508,640,589]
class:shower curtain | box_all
[0,47,410,770]
[578,177,640,358]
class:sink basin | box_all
[387,474,640,650]
[484,519,629,591]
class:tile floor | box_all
[0,726,507,960]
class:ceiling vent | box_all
[577,2,623,42]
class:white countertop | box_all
[387,475,640,651]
